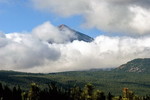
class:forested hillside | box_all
[0,70,150,95]
[116,58,150,73]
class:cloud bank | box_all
[0,21,150,73]
[31,0,150,34]
[32,22,76,43]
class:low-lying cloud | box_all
[31,0,150,34]
[32,22,76,43]
[0,22,150,73]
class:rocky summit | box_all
[58,24,94,42]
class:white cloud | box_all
[31,0,90,17]
[0,22,150,73]
[1,32,60,71]
[129,6,150,34]
[31,0,150,34]
[32,22,76,43]
[47,35,150,72]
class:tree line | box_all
[0,82,149,100]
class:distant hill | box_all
[116,58,150,73]
[58,24,94,42]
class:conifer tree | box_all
[0,83,3,99]
[81,83,94,100]
[70,86,82,100]
[28,83,40,100]
[3,85,12,100]
[107,92,113,100]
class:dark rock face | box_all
[58,24,94,42]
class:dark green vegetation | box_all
[0,70,150,96]
[0,82,150,100]
[0,58,150,97]
[116,58,150,73]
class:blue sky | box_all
[0,0,150,72]
[1,0,150,37]
[0,0,102,37]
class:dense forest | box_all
[0,82,149,100]
[0,70,150,95]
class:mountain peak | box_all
[58,24,94,42]
[58,24,75,33]
[58,24,69,29]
